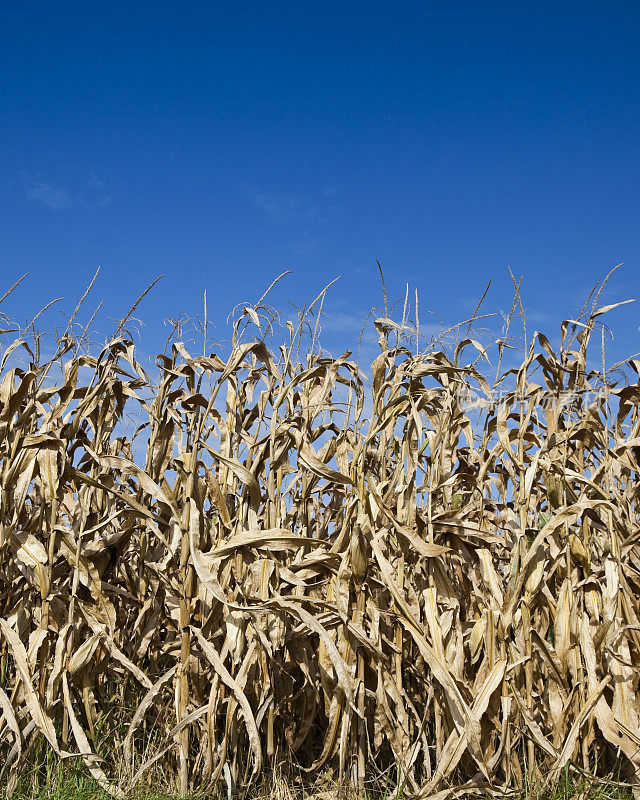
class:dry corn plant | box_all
[0,271,639,800]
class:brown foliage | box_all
[0,278,639,798]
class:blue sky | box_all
[1,1,639,365]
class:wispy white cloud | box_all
[89,195,112,209]
[243,188,300,224]
[526,308,557,326]
[321,311,369,333]
[22,171,111,211]
[320,310,456,349]
[25,180,74,210]
[241,185,341,253]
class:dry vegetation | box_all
[1,270,640,800]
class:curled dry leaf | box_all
[0,285,639,798]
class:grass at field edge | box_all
[4,758,635,800]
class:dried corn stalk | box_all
[0,281,639,799]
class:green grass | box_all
[4,758,635,800]
[9,759,207,800]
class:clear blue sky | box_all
[1,1,639,362]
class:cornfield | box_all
[1,270,640,799]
